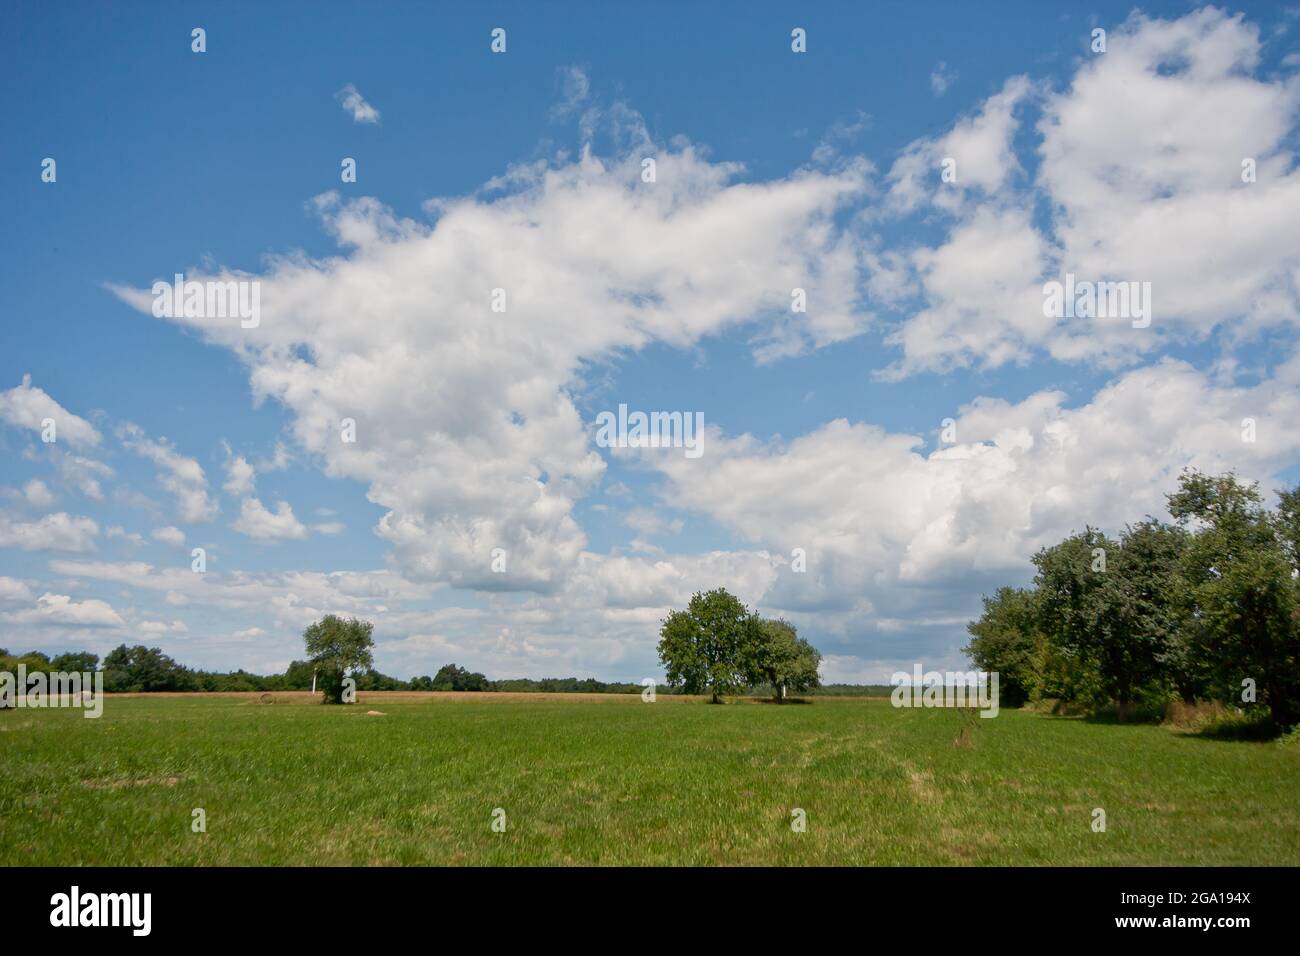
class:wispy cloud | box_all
[929,61,957,96]
[550,65,591,119]
[336,83,380,124]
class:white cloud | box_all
[56,452,113,500]
[118,423,218,523]
[4,592,124,628]
[257,442,292,472]
[85,20,1300,680]
[21,479,55,508]
[929,61,957,96]
[47,560,431,649]
[0,512,99,552]
[879,204,1049,379]
[0,576,34,602]
[151,526,186,548]
[886,75,1033,215]
[114,123,872,592]
[0,375,101,446]
[1036,8,1300,361]
[337,83,380,124]
[233,497,308,541]
[106,525,145,547]
[642,355,1300,621]
[623,507,684,538]
[221,443,256,496]
[137,619,188,635]
[880,8,1300,375]
[551,65,591,119]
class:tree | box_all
[965,587,1040,707]
[281,659,317,690]
[51,651,99,673]
[430,663,491,691]
[1274,484,1300,570]
[747,618,821,701]
[1169,471,1300,727]
[1032,528,1119,707]
[1032,523,1183,713]
[303,616,375,704]
[102,644,194,692]
[1119,519,1195,701]
[657,589,759,703]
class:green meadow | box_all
[2,693,1297,866]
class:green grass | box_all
[2,693,1298,865]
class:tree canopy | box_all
[658,589,821,703]
[303,615,375,704]
[967,470,1300,729]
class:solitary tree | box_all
[303,615,375,704]
[657,589,759,703]
[747,618,821,701]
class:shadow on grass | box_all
[1182,716,1284,742]
[737,697,815,705]
[1030,698,1294,741]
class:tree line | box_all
[0,642,645,697]
[966,470,1300,728]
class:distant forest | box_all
[0,645,889,697]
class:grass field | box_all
[3,692,1298,866]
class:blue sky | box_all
[3,1,1300,682]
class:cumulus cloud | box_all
[106,525,145,547]
[0,375,101,447]
[20,479,54,507]
[113,120,872,593]
[47,559,431,648]
[88,14,1300,681]
[0,512,99,552]
[338,83,379,123]
[233,497,308,541]
[137,619,188,635]
[878,8,1300,375]
[639,355,1300,659]
[4,592,125,628]
[336,83,380,124]
[221,444,256,496]
[0,576,35,602]
[886,75,1033,215]
[55,452,113,500]
[151,526,186,547]
[1036,8,1300,361]
[118,423,217,523]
